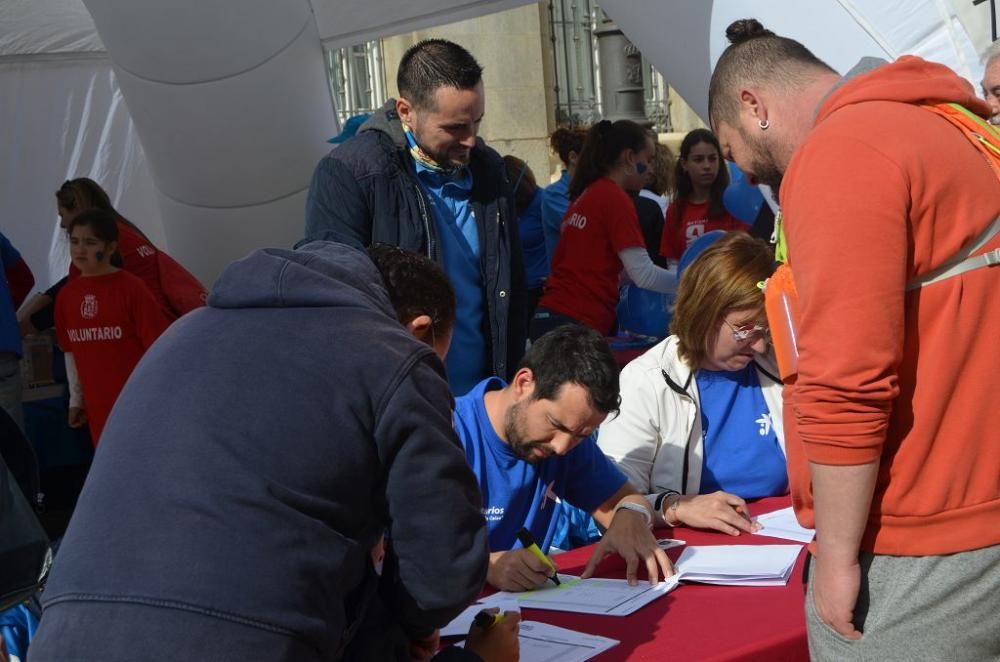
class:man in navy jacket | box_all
[304,39,527,396]
[30,242,488,661]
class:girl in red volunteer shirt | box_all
[530,120,678,340]
[56,209,171,446]
[660,129,747,261]
[20,178,198,337]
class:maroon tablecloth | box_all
[498,496,809,661]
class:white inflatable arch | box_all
[0,0,992,286]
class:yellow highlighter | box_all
[473,610,505,630]
[516,528,561,586]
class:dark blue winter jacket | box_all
[303,100,528,381]
[31,242,488,661]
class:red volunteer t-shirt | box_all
[540,177,645,334]
[56,270,171,445]
[68,220,174,320]
[659,200,749,260]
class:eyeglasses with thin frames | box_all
[723,318,770,343]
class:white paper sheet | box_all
[674,544,803,586]
[457,621,618,662]
[494,575,680,616]
[754,507,816,543]
[515,621,620,662]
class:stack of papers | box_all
[464,621,619,662]
[674,544,802,586]
[495,574,680,616]
[753,507,816,543]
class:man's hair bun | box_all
[726,19,774,45]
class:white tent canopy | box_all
[0,0,993,288]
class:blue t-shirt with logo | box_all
[453,378,627,553]
[410,149,488,397]
[696,364,787,499]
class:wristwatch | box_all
[653,490,680,514]
[612,500,654,529]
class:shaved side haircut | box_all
[708,18,836,128]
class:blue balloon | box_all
[678,230,727,280]
[616,282,675,339]
[723,163,765,223]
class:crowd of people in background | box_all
[1,21,998,662]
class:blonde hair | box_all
[670,232,775,368]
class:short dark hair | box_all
[367,243,456,336]
[519,325,620,416]
[67,208,119,243]
[397,39,483,109]
[708,18,835,128]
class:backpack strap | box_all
[906,214,1000,290]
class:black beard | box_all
[740,127,785,198]
[752,162,783,198]
[503,402,549,464]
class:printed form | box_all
[495,574,679,616]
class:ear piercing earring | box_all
[758,119,770,130]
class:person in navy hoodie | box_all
[29,242,489,661]
[453,325,674,592]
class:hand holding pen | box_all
[485,529,561,591]
[466,608,520,662]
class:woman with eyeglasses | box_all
[597,231,785,536]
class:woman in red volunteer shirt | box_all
[660,129,748,261]
[56,209,171,446]
[530,120,678,340]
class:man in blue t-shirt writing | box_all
[453,325,674,592]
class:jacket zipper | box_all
[414,184,437,261]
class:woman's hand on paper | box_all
[675,491,761,536]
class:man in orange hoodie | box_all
[708,19,1000,662]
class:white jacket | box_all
[597,336,784,522]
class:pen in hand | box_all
[516,528,561,586]
[474,609,505,630]
[735,505,762,532]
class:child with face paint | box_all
[55,209,171,446]
[531,120,677,340]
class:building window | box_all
[644,64,673,133]
[326,41,387,123]
[549,2,673,132]
[548,0,601,126]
